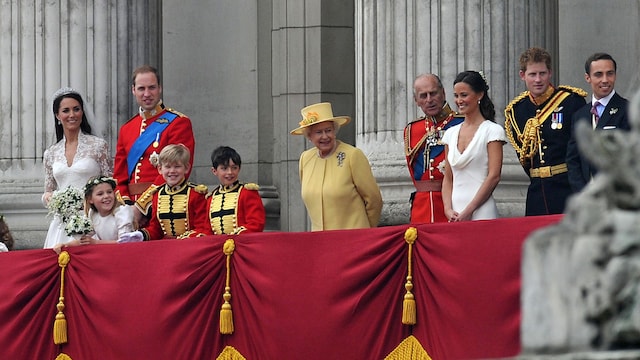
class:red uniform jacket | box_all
[207,182,266,235]
[404,103,462,223]
[114,103,195,202]
[135,181,211,240]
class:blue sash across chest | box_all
[127,112,179,178]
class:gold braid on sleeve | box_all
[504,91,536,165]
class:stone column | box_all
[355,0,558,224]
[0,1,160,248]
[272,0,356,232]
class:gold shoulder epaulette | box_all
[135,184,160,215]
[166,108,187,118]
[244,183,260,191]
[558,85,588,98]
[190,183,208,194]
[505,90,530,112]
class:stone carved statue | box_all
[521,90,640,354]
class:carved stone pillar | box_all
[0,1,161,248]
[355,0,558,224]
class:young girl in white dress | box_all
[54,176,135,253]
[441,70,506,222]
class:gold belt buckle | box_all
[539,166,551,178]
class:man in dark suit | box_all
[567,53,630,193]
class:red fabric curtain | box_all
[0,215,560,359]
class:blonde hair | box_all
[83,176,121,216]
[158,144,191,167]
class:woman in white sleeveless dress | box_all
[42,88,112,249]
[441,71,506,221]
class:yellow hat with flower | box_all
[290,102,351,135]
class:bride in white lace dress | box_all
[42,88,112,249]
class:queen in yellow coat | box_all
[291,103,383,231]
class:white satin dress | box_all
[441,120,506,220]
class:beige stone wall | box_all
[0,1,161,249]
[2,0,640,247]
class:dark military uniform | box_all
[505,85,587,216]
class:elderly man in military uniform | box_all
[404,74,463,223]
[505,47,586,216]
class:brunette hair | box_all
[52,91,93,142]
[584,52,617,74]
[454,70,496,121]
[211,146,242,168]
[132,64,161,86]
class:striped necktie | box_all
[590,101,601,128]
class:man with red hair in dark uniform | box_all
[114,65,195,206]
[404,74,462,223]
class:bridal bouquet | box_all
[47,186,84,224]
[64,214,93,236]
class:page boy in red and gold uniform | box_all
[207,146,265,235]
[135,144,210,240]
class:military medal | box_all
[556,113,563,129]
[153,133,160,148]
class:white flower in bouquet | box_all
[47,186,84,223]
[64,214,93,236]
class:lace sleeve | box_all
[43,147,58,193]
[80,135,113,177]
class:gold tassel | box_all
[220,287,234,334]
[55,353,73,360]
[220,239,235,334]
[216,345,247,360]
[402,277,416,325]
[54,251,71,345]
[384,335,432,360]
[402,227,417,325]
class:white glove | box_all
[117,231,144,244]
[0,242,8,252]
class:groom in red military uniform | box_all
[404,74,462,223]
[114,65,196,205]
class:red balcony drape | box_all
[0,215,560,359]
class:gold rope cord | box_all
[220,239,235,334]
[53,251,70,345]
[505,89,575,165]
[384,335,432,360]
[402,227,417,325]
